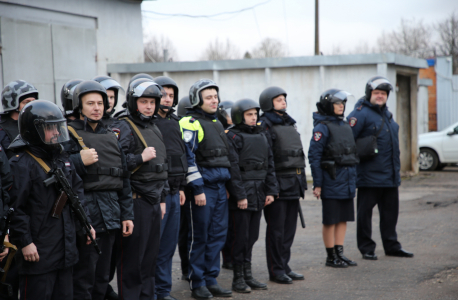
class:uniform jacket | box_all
[308,112,357,199]
[64,120,134,233]
[179,108,231,196]
[347,97,401,188]
[225,124,278,211]
[110,113,169,204]
[0,115,19,159]
[155,111,187,195]
[259,111,307,200]
[0,147,12,234]
[8,144,89,275]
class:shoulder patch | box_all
[314,132,323,141]
[257,121,262,126]
[189,117,196,123]
[65,162,71,168]
[183,130,194,143]
[357,105,363,111]
[111,127,121,139]
[349,117,357,127]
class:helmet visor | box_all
[220,107,232,119]
[369,78,392,90]
[34,120,70,145]
[332,91,355,103]
[133,82,160,97]
[99,79,125,95]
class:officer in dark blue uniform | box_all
[258,86,307,284]
[179,79,232,299]
[153,76,188,300]
[0,80,38,159]
[8,100,95,299]
[347,76,413,260]
[308,89,359,268]
[93,75,125,127]
[225,99,278,293]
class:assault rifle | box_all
[44,168,101,255]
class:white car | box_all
[418,121,458,171]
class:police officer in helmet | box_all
[0,80,38,158]
[64,80,134,300]
[217,100,234,130]
[60,79,84,121]
[110,78,170,299]
[225,99,278,293]
[153,76,188,300]
[347,76,413,260]
[308,89,359,268]
[179,79,232,299]
[8,100,95,299]
[258,86,307,284]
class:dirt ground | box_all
[112,166,458,300]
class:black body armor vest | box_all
[188,113,231,168]
[232,129,269,181]
[122,117,169,182]
[68,123,125,191]
[0,116,19,159]
[155,115,188,177]
[322,121,359,166]
[270,124,306,170]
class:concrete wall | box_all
[0,0,144,102]
[109,54,427,176]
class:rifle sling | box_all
[68,126,90,150]
[120,117,148,174]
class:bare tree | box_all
[251,38,287,58]
[143,33,178,62]
[436,12,458,74]
[376,18,434,58]
[200,38,240,61]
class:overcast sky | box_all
[141,0,458,61]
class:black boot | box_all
[243,262,267,290]
[232,264,251,293]
[325,247,348,268]
[335,245,357,266]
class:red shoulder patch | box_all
[112,128,121,139]
[349,117,357,127]
[314,132,323,141]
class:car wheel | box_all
[419,148,439,171]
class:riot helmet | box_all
[60,79,83,116]
[217,100,234,128]
[189,79,220,107]
[126,79,163,121]
[1,80,39,113]
[176,96,191,118]
[154,76,179,107]
[72,80,108,122]
[365,76,393,100]
[259,86,287,113]
[317,89,352,118]
[122,73,156,108]
[19,100,69,149]
[231,99,260,125]
[92,75,125,111]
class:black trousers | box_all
[221,211,233,265]
[73,230,117,300]
[0,256,19,300]
[19,267,72,300]
[117,197,161,300]
[105,236,118,296]
[357,187,402,254]
[229,209,262,265]
[178,191,191,276]
[264,199,299,277]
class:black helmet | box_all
[317,89,351,117]
[259,86,287,112]
[154,76,179,107]
[72,80,108,116]
[2,80,39,113]
[217,100,234,128]
[189,79,219,107]
[60,79,83,115]
[122,73,155,109]
[232,99,260,125]
[176,96,191,118]
[365,76,393,100]
[92,75,125,108]
[19,100,69,149]
[126,79,163,119]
